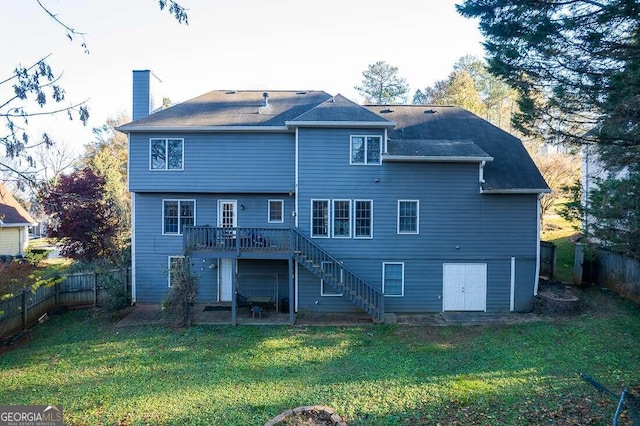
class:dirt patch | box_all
[0,331,31,355]
[279,409,336,425]
[265,406,346,426]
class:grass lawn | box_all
[542,214,580,283]
[1,288,639,425]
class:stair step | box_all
[294,232,383,322]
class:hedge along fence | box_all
[0,268,131,339]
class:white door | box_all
[443,263,487,311]
[218,200,237,228]
[217,201,237,302]
[219,259,233,302]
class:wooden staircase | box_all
[292,229,385,322]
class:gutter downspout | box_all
[534,193,543,296]
[131,193,136,304]
[294,127,299,313]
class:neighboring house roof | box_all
[384,139,493,162]
[287,94,394,127]
[365,105,550,193]
[0,183,36,226]
[119,90,333,130]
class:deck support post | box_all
[231,259,237,326]
[288,257,295,325]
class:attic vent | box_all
[380,108,395,113]
[424,109,437,114]
[226,90,238,94]
[296,91,308,95]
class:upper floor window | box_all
[311,200,329,237]
[268,200,284,223]
[163,200,195,235]
[398,200,419,234]
[354,200,373,238]
[350,136,382,165]
[150,138,184,170]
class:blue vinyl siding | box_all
[129,133,294,193]
[132,71,151,121]
[295,127,538,313]
[130,126,539,312]
[133,193,294,303]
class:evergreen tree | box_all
[355,61,409,104]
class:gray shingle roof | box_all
[119,87,548,192]
[385,139,492,161]
[0,183,36,226]
[121,90,333,129]
[289,94,393,125]
[365,105,549,192]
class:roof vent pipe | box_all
[262,92,269,107]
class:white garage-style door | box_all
[443,263,487,311]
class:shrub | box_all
[0,261,64,297]
[162,258,198,327]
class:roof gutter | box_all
[116,125,291,134]
[0,222,37,227]
[383,155,493,163]
[285,121,396,129]
[480,188,552,194]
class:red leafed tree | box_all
[40,168,123,262]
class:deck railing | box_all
[183,227,291,253]
[183,226,385,322]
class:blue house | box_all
[118,70,549,324]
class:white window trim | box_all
[162,199,196,236]
[320,261,343,296]
[268,199,285,223]
[149,138,184,171]
[310,199,330,238]
[168,255,185,288]
[397,200,419,235]
[332,199,351,239]
[350,135,382,166]
[382,262,404,297]
[354,199,373,239]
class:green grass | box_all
[542,214,580,283]
[1,289,639,425]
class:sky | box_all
[1,0,485,154]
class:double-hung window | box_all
[163,200,195,235]
[268,200,284,223]
[332,200,351,238]
[383,262,404,296]
[311,200,329,237]
[168,256,185,288]
[397,200,419,234]
[150,138,184,170]
[350,136,382,165]
[354,200,373,238]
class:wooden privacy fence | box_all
[574,244,640,303]
[539,241,557,280]
[0,268,131,339]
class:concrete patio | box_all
[115,303,541,327]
